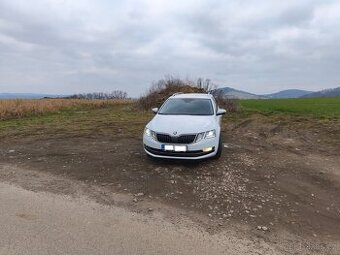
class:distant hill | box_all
[216,87,264,99]
[216,86,340,99]
[302,87,340,98]
[0,93,63,99]
[264,89,313,99]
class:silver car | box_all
[143,93,226,160]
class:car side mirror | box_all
[152,107,158,114]
[217,108,226,116]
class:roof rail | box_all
[172,92,184,96]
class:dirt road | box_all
[0,114,339,254]
[0,171,281,255]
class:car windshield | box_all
[158,98,214,115]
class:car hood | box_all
[147,114,216,135]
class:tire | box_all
[212,135,223,159]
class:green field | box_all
[239,97,340,118]
[0,104,152,140]
[1,97,340,141]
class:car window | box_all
[158,98,214,115]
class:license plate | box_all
[161,144,187,152]
[174,145,187,152]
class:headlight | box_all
[195,130,216,142]
[144,127,152,136]
[144,128,157,140]
[205,129,216,139]
[195,132,205,143]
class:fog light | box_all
[203,147,213,152]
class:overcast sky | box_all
[0,0,340,96]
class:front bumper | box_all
[143,134,218,160]
[144,145,215,159]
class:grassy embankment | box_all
[0,98,339,141]
[0,99,150,140]
[239,97,340,119]
[237,97,340,146]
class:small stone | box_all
[148,208,153,212]
[257,226,262,230]
[8,150,15,153]
[208,214,212,217]
[133,198,138,203]
[135,193,144,197]
[262,226,268,231]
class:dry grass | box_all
[0,99,132,120]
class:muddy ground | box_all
[0,114,340,254]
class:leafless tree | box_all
[67,91,128,100]
[196,78,217,92]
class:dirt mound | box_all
[135,76,240,113]
[136,78,206,111]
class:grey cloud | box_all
[0,0,340,96]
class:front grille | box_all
[178,135,196,144]
[156,134,172,143]
[156,133,196,144]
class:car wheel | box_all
[212,135,223,159]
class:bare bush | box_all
[136,75,239,112]
[136,76,207,111]
[210,89,240,113]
